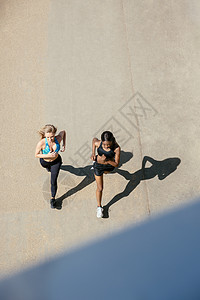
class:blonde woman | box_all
[35,124,66,208]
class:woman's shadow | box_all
[102,156,181,218]
[54,150,133,209]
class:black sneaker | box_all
[50,198,56,209]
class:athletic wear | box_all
[42,137,60,154]
[40,155,62,198]
[97,142,115,159]
[93,161,115,176]
[94,142,117,176]
[97,206,103,218]
[50,198,56,209]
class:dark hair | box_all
[101,131,116,144]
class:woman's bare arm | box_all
[35,140,57,159]
[106,146,121,167]
[56,130,66,152]
[90,138,100,161]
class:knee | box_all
[97,185,103,192]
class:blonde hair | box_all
[38,124,57,139]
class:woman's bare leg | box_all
[94,174,103,207]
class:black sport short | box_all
[93,162,115,176]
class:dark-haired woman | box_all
[91,131,120,218]
[35,124,66,208]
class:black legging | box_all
[40,155,62,198]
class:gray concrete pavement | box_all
[1,199,200,300]
[1,0,200,278]
[123,0,200,213]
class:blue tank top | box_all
[42,137,60,154]
[97,142,116,159]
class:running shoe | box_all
[50,198,56,209]
[96,206,103,218]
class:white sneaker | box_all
[96,206,103,218]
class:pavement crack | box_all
[120,0,151,215]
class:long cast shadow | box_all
[54,150,133,209]
[103,156,181,218]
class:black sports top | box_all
[97,142,116,159]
